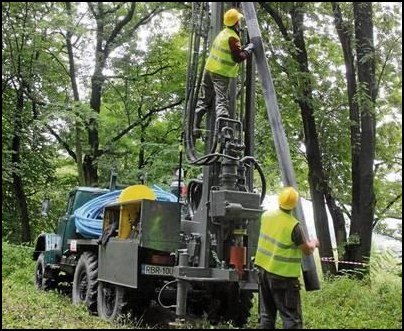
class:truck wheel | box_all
[72,252,98,314]
[210,283,253,327]
[223,286,253,327]
[97,281,126,320]
[35,253,56,290]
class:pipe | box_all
[241,2,320,291]
[175,252,189,317]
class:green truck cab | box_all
[33,187,109,290]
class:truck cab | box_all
[56,187,110,253]
[33,187,109,289]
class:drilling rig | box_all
[172,2,265,326]
[33,2,319,328]
[173,2,320,325]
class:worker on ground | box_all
[254,187,319,329]
[193,8,254,137]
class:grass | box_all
[2,241,402,329]
[2,242,122,329]
[302,271,402,329]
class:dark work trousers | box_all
[194,70,231,129]
[258,268,303,329]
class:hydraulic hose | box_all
[184,2,210,164]
[240,156,267,204]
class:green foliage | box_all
[2,2,74,243]
[2,241,130,329]
[2,242,402,329]
[303,260,402,329]
[2,242,34,281]
[370,250,402,278]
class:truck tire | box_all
[97,281,127,320]
[221,284,253,327]
[209,283,253,327]
[35,253,57,290]
[72,251,98,314]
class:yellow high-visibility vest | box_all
[255,209,302,277]
[205,27,240,78]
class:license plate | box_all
[141,264,174,276]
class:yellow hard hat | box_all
[224,8,243,27]
[278,187,299,210]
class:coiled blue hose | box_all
[152,184,178,202]
[74,185,178,239]
[74,190,120,239]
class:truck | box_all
[33,2,319,327]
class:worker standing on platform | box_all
[193,8,254,136]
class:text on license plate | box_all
[141,264,173,276]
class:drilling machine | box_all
[172,2,266,326]
[173,2,320,325]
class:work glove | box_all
[243,42,255,55]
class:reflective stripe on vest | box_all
[254,209,302,277]
[205,27,240,78]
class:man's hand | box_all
[243,42,255,55]
[299,238,319,255]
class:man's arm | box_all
[228,36,250,62]
[299,238,319,256]
[292,223,319,256]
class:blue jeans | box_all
[258,268,303,329]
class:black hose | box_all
[185,3,210,163]
[187,179,203,214]
[240,156,267,204]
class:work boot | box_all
[217,113,230,129]
[216,111,229,119]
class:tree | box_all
[47,2,185,186]
[2,2,61,243]
[332,2,377,271]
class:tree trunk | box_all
[336,2,376,269]
[344,2,376,271]
[331,1,360,260]
[82,2,137,186]
[12,88,31,243]
[65,1,85,185]
[83,154,99,186]
[323,185,347,248]
[138,123,147,183]
[290,5,336,275]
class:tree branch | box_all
[373,193,402,228]
[22,86,77,161]
[375,38,399,98]
[104,65,173,81]
[259,2,291,42]
[99,99,184,157]
[46,125,77,161]
[105,3,136,52]
[132,6,164,32]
